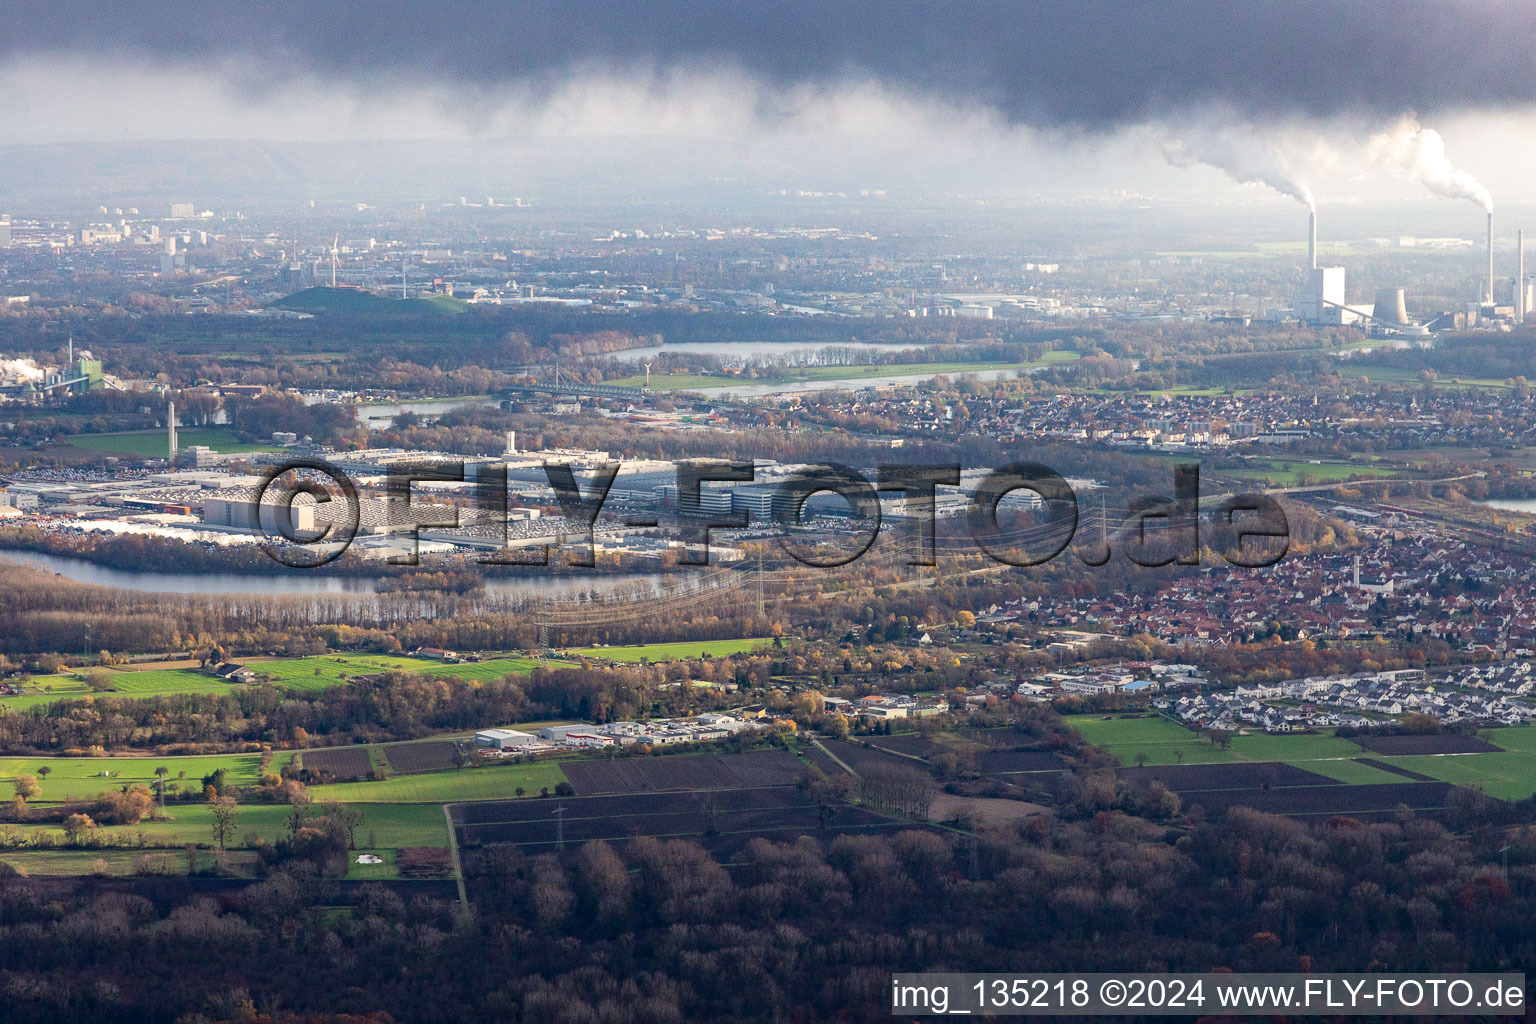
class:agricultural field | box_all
[295,747,372,781]
[1383,750,1536,802]
[65,426,279,456]
[1,801,448,853]
[1484,725,1536,752]
[98,668,238,696]
[2,653,549,712]
[307,761,569,803]
[0,849,177,877]
[0,668,235,708]
[1064,714,1242,765]
[1356,734,1501,756]
[243,653,544,689]
[1176,780,1463,818]
[567,637,775,662]
[1228,731,1366,761]
[1065,714,1425,770]
[1116,756,1470,818]
[973,750,1070,774]
[561,749,805,794]
[455,786,911,857]
[1226,458,1401,486]
[384,741,460,774]
[823,738,949,776]
[0,753,264,802]
[1334,363,1513,391]
[605,355,1077,391]
[1297,758,1414,785]
[1074,714,1536,811]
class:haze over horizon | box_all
[3,1,1536,209]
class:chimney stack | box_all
[1308,209,1317,271]
[167,401,178,462]
[1519,229,1526,324]
[1487,212,1495,306]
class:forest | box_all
[0,786,1530,1023]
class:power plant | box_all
[1293,206,1526,335]
[1295,208,1369,326]
[1371,288,1410,326]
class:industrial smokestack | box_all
[1487,212,1495,306]
[167,401,178,461]
[1519,230,1526,324]
[1308,210,1317,271]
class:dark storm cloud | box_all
[5,0,1535,126]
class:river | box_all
[0,548,665,601]
[1478,498,1536,514]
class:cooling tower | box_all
[1372,288,1409,325]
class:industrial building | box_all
[1294,210,1371,325]
[474,728,536,750]
[202,493,317,534]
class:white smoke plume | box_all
[0,358,43,382]
[1157,121,1336,210]
[1367,117,1493,212]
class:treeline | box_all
[0,664,755,753]
[1,795,1533,1022]
[1348,331,1536,383]
[0,561,782,660]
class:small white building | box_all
[475,728,536,750]
[563,731,616,748]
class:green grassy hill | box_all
[274,287,468,315]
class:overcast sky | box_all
[2,1,1534,205]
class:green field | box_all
[1335,363,1513,391]
[276,287,468,315]
[1065,714,1240,765]
[1301,758,1413,784]
[1228,732,1364,761]
[2,655,551,711]
[1385,750,1536,801]
[98,668,238,695]
[346,849,399,880]
[609,352,1079,391]
[568,637,775,662]
[245,653,545,689]
[0,753,265,802]
[1068,714,1392,773]
[1483,726,1536,752]
[0,849,170,876]
[1228,459,1402,487]
[1070,715,1536,798]
[65,426,278,456]
[0,674,94,709]
[6,801,448,849]
[309,761,569,803]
